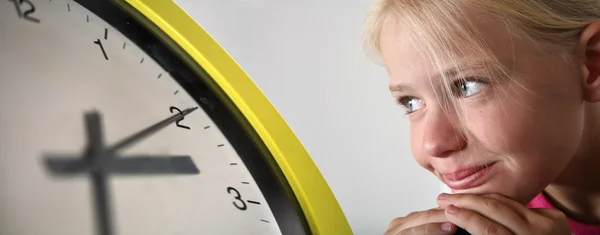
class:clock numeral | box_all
[169,106,191,130]
[227,186,247,211]
[93,39,109,60]
[8,0,40,23]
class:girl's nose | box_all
[422,111,467,158]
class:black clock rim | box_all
[73,0,311,234]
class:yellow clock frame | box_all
[112,0,353,234]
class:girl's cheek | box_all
[462,99,534,153]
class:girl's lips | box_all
[441,162,497,190]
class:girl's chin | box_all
[449,185,535,205]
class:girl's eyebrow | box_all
[388,61,492,92]
[389,67,460,92]
[389,83,411,92]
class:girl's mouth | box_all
[441,162,497,190]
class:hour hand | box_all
[45,155,200,175]
[44,154,92,175]
[106,155,200,174]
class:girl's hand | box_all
[384,208,459,235]
[436,193,571,235]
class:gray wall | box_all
[175,1,442,234]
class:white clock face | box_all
[0,1,302,235]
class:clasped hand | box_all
[385,193,571,235]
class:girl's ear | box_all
[580,20,600,103]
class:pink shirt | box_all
[527,193,600,235]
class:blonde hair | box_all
[362,0,600,114]
[363,0,600,59]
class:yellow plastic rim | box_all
[118,0,353,234]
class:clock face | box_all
[0,0,308,235]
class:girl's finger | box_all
[437,194,527,233]
[445,205,514,235]
[395,222,458,235]
[386,209,450,234]
[529,208,571,234]
[531,208,567,220]
[438,193,525,216]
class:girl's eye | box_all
[397,96,425,114]
[396,78,486,114]
[454,78,487,97]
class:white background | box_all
[175,1,443,234]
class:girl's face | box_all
[380,15,587,204]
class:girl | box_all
[362,0,600,234]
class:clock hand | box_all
[46,107,200,174]
[106,155,199,174]
[107,106,198,152]
[46,154,199,174]
[44,109,201,235]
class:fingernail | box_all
[441,222,452,231]
[438,193,450,200]
[447,205,461,214]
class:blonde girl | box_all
[362,0,600,234]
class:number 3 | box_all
[227,186,247,211]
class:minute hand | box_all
[107,106,198,152]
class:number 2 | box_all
[227,187,247,211]
[8,0,40,23]
[169,106,191,130]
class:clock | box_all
[0,0,353,235]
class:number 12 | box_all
[8,0,40,23]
